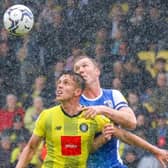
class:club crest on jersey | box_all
[79,123,88,132]
[104,100,113,107]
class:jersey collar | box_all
[60,105,83,118]
[81,88,103,101]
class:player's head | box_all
[56,70,85,102]
[73,55,101,85]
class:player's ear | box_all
[74,88,82,97]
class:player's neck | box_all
[61,101,82,116]
[83,82,101,99]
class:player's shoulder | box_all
[112,89,123,95]
[102,88,122,95]
[94,114,110,123]
[47,105,60,111]
[41,105,60,116]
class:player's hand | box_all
[102,124,115,141]
[155,149,168,168]
[81,106,102,119]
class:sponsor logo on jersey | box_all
[61,136,81,156]
[79,123,88,132]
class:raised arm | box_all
[16,134,42,168]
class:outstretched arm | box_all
[103,124,168,168]
[16,134,42,168]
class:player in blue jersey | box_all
[73,55,137,168]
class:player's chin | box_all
[56,96,63,101]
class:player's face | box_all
[56,75,80,102]
[73,58,100,85]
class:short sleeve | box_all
[33,110,47,137]
[112,90,128,110]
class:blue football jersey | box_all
[80,88,128,168]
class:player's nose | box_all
[56,82,63,89]
[78,66,85,75]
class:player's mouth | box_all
[56,90,63,96]
[81,75,87,80]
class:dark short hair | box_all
[57,70,86,91]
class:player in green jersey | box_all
[16,71,110,168]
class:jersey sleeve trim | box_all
[114,102,128,110]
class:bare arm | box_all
[82,106,137,129]
[16,134,42,168]
[103,124,168,168]
[106,125,159,153]
[99,106,136,129]
[90,134,108,153]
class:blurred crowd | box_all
[0,0,168,167]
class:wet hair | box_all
[73,55,101,70]
[57,70,86,91]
